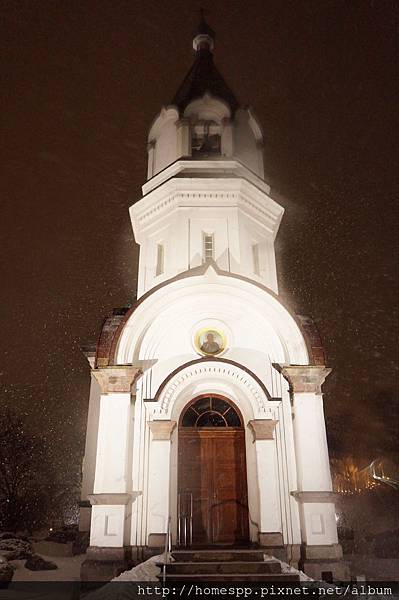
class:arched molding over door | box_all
[151,358,274,421]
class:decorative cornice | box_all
[248,419,278,441]
[141,159,271,197]
[291,491,339,504]
[154,359,272,418]
[148,420,177,440]
[274,365,331,394]
[88,493,132,506]
[92,366,142,394]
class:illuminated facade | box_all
[80,19,347,581]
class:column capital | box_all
[248,419,278,441]
[148,420,176,440]
[88,493,132,506]
[273,364,331,394]
[291,491,339,504]
[92,366,142,394]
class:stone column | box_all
[221,118,234,156]
[176,118,191,156]
[81,366,141,582]
[248,419,283,547]
[146,420,176,548]
[275,365,349,581]
[147,140,156,179]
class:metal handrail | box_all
[177,492,193,547]
[162,516,172,586]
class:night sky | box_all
[2,0,399,476]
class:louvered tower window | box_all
[203,233,214,262]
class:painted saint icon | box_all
[195,328,225,356]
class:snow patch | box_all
[263,553,314,582]
[86,554,165,600]
[111,553,164,582]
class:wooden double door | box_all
[178,427,249,545]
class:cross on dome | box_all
[172,12,239,113]
[193,8,215,52]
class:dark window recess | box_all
[191,121,221,157]
[181,396,242,427]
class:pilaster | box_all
[274,364,348,580]
[147,140,156,180]
[176,118,191,156]
[221,118,233,156]
[147,420,176,547]
[81,367,142,582]
[248,419,283,546]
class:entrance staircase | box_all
[159,549,300,582]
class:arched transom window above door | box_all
[181,396,242,428]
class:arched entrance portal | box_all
[178,395,249,546]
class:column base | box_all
[147,533,167,548]
[259,532,283,547]
[299,543,350,581]
[80,546,132,583]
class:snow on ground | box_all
[263,554,313,582]
[85,554,163,600]
[111,553,164,582]
[10,553,85,581]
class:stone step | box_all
[161,560,282,575]
[172,550,266,563]
[163,573,301,582]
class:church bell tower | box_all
[80,17,347,582]
[132,18,281,298]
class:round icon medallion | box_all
[194,328,226,356]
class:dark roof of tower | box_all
[171,19,239,114]
[196,13,215,39]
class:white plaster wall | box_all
[131,367,302,547]
[147,108,179,177]
[81,376,101,500]
[292,393,333,492]
[300,502,338,546]
[147,437,172,535]
[153,119,178,175]
[233,109,264,177]
[275,389,302,546]
[117,271,309,374]
[132,176,283,297]
[236,212,278,290]
[93,393,132,494]
[91,504,127,547]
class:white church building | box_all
[80,19,346,581]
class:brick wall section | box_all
[296,314,326,366]
[95,308,130,368]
